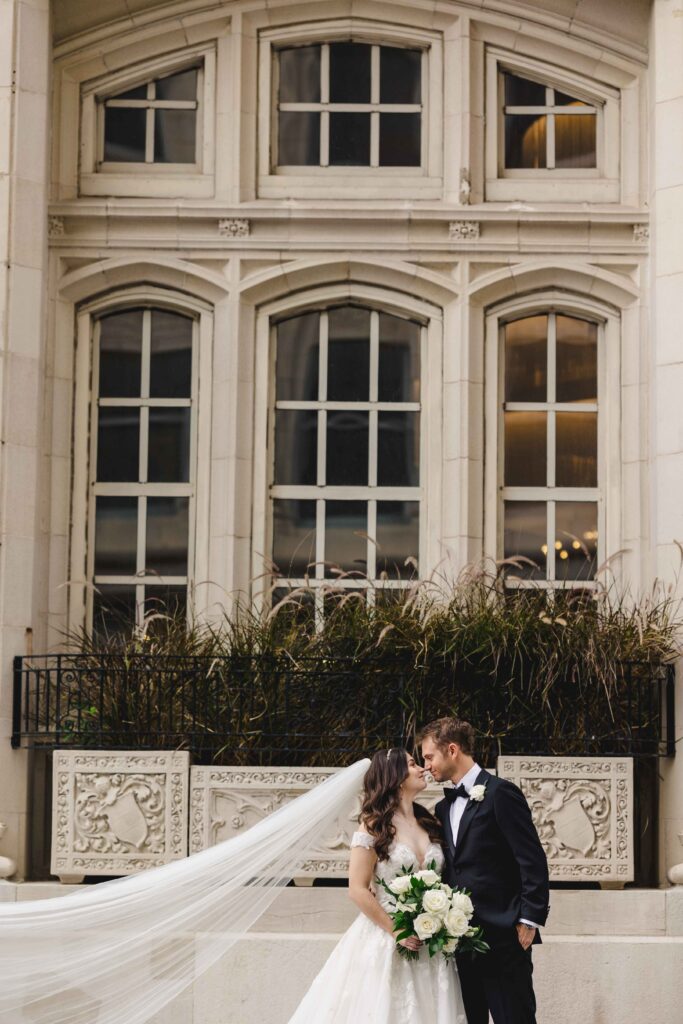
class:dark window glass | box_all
[556,316,597,403]
[154,109,196,163]
[272,499,317,577]
[113,84,148,100]
[278,111,320,165]
[150,310,193,398]
[329,112,370,165]
[274,410,317,485]
[504,412,546,486]
[276,313,320,402]
[327,306,370,401]
[147,408,191,482]
[93,584,138,636]
[504,73,546,106]
[377,412,419,486]
[99,310,143,398]
[145,497,189,576]
[503,501,546,579]
[329,43,371,103]
[376,501,419,578]
[380,48,421,104]
[104,107,146,162]
[155,68,197,101]
[505,114,547,169]
[143,585,186,627]
[504,316,547,403]
[555,501,598,580]
[554,114,596,168]
[97,408,140,482]
[378,314,420,403]
[379,113,421,166]
[279,46,321,103]
[95,497,138,575]
[325,500,367,576]
[554,90,588,106]
[556,412,597,487]
[326,411,369,485]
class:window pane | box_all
[504,412,546,486]
[279,46,321,103]
[376,501,419,578]
[504,316,547,402]
[95,496,138,575]
[325,500,367,576]
[276,313,320,401]
[144,585,186,627]
[99,310,143,398]
[504,73,546,106]
[503,501,547,579]
[155,68,197,101]
[380,47,421,104]
[150,310,193,398]
[556,412,597,487]
[278,111,320,165]
[379,113,421,166]
[329,113,370,166]
[326,411,369,485]
[93,584,138,635]
[113,84,148,100]
[97,408,140,482]
[379,314,420,402]
[505,114,546,169]
[154,109,196,163]
[145,497,189,576]
[147,408,191,482]
[555,113,596,168]
[327,306,370,401]
[554,90,589,106]
[329,43,370,103]
[377,412,419,486]
[272,499,317,577]
[556,316,597,403]
[274,410,317,485]
[555,501,598,580]
[104,107,146,162]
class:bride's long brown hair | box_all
[359,748,442,861]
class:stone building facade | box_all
[0,0,682,883]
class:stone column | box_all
[0,0,51,878]
[649,0,683,884]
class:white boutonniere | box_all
[469,784,487,803]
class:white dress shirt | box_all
[447,762,541,931]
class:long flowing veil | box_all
[0,757,370,1024]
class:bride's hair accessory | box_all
[386,748,393,760]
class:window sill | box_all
[258,173,443,201]
[485,178,620,204]
[80,173,214,199]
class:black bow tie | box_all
[444,784,469,804]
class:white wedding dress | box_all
[287,832,467,1024]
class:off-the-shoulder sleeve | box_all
[350,831,376,850]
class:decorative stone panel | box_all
[449,220,480,240]
[496,756,634,883]
[51,750,190,880]
[218,217,250,238]
[190,766,445,878]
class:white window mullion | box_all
[315,497,325,581]
[137,496,147,577]
[367,499,377,580]
[369,310,379,402]
[145,82,155,164]
[320,44,330,166]
[317,410,327,487]
[547,500,556,581]
[370,46,380,167]
[547,313,556,489]
[368,410,378,488]
[141,310,152,398]
[319,310,329,402]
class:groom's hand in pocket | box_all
[516,923,536,950]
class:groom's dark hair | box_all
[419,717,475,755]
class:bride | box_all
[287,747,467,1023]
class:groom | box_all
[420,717,550,1024]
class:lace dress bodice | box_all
[351,831,445,912]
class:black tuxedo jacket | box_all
[434,769,550,947]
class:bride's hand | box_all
[395,932,422,952]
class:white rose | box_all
[450,892,474,918]
[440,883,453,897]
[444,908,469,938]
[388,875,413,896]
[422,889,450,916]
[469,784,487,803]
[414,912,441,941]
[442,937,458,954]
[414,869,440,886]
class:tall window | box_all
[275,42,423,168]
[503,72,597,171]
[501,313,599,586]
[270,305,422,609]
[90,308,195,632]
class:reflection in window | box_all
[502,313,599,585]
[276,43,422,168]
[101,67,199,165]
[271,305,422,610]
[92,307,195,633]
[503,72,597,171]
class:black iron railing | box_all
[10,654,676,765]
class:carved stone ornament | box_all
[449,220,480,241]
[218,218,250,238]
[48,215,65,238]
[51,750,190,881]
[633,224,649,243]
[496,756,634,883]
[189,766,445,879]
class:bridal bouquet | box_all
[378,862,490,961]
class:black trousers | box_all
[456,933,536,1024]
